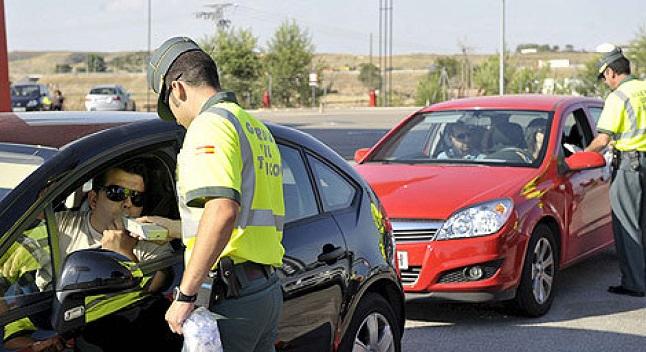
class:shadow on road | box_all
[403,325,646,351]
[403,249,646,350]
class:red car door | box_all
[560,107,612,261]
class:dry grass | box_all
[8,51,599,110]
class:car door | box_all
[1,142,183,350]
[0,204,58,350]
[276,143,350,352]
[560,106,612,260]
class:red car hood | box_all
[355,163,538,220]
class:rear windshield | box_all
[90,87,117,95]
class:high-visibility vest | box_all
[597,77,646,151]
[177,92,285,268]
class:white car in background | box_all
[85,84,136,111]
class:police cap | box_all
[147,37,202,121]
[597,46,627,80]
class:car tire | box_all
[511,224,558,317]
[339,293,401,352]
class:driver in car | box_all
[437,123,486,160]
[3,162,181,351]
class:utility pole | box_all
[378,0,393,107]
[369,33,373,65]
[378,0,383,106]
[196,3,236,31]
[388,0,393,107]
[499,0,505,95]
[147,0,151,112]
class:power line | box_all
[195,2,237,31]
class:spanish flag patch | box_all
[195,145,216,154]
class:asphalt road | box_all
[257,107,646,352]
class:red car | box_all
[354,95,613,316]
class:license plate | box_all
[13,107,26,112]
[397,251,409,270]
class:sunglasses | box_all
[98,185,145,207]
[453,132,472,140]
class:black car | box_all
[10,83,52,112]
[0,112,404,351]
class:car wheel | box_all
[511,224,558,317]
[339,293,400,352]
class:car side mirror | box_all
[565,151,606,171]
[354,148,370,163]
[51,249,141,334]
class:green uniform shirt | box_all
[597,77,646,151]
[177,92,285,268]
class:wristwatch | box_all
[173,286,197,303]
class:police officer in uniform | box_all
[585,46,646,297]
[147,37,285,351]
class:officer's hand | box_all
[137,216,182,238]
[166,300,195,335]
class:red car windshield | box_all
[370,110,552,166]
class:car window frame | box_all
[278,142,321,224]
[305,151,361,214]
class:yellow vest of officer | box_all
[178,94,285,268]
[601,78,646,151]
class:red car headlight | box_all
[436,198,513,240]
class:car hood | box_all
[355,163,538,219]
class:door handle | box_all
[317,246,346,263]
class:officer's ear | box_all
[170,80,187,107]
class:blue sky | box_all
[5,0,646,54]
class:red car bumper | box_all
[399,222,528,302]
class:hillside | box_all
[8,51,599,111]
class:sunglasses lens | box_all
[103,185,144,207]
[130,194,144,207]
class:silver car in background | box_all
[85,84,136,111]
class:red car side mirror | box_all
[354,148,370,163]
[565,151,606,171]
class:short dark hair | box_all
[164,50,221,91]
[93,161,147,190]
[608,57,631,76]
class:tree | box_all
[201,28,263,108]
[87,54,106,72]
[628,26,646,77]
[415,72,443,106]
[358,63,381,91]
[433,56,460,78]
[265,20,315,107]
[473,55,516,95]
[574,57,610,98]
[508,66,549,94]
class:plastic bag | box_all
[182,307,223,352]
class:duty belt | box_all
[617,150,646,158]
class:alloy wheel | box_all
[531,237,555,304]
[352,312,395,352]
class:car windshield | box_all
[90,87,117,95]
[370,110,552,166]
[0,147,47,201]
[11,85,40,97]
